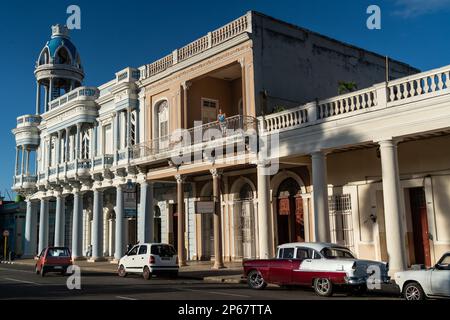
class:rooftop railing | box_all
[139,12,251,80]
[260,65,450,134]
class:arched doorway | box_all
[276,178,304,245]
[233,183,256,259]
[200,182,214,260]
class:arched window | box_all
[156,100,169,150]
[55,46,72,65]
[39,48,49,65]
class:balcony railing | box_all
[131,115,257,160]
[260,64,450,135]
[16,115,41,128]
[14,175,38,186]
[48,86,100,111]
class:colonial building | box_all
[12,12,450,274]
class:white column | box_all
[72,190,83,259]
[257,163,271,259]
[38,199,49,254]
[48,79,53,110]
[54,195,65,246]
[24,200,38,257]
[25,149,30,175]
[36,81,41,115]
[20,146,25,175]
[311,152,330,242]
[176,175,187,266]
[75,124,81,160]
[14,147,19,176]
[138,181,154,243]
[379,140,407,273]
[114,185,125,261]
[64,128,70,162]
[91,189,104,261]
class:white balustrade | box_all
[387,65,450,103]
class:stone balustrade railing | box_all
[139,12,251,80]
[16,115,41,128]
[387,65,450,103]
[48,86,100,111]
[260,65,450,134]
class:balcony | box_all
[48,86,99,111]
[13,115,41,147]
[131,115,257,164]
[12,174,38,192]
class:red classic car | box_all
[35,247,73,277]
[243,242,390,296]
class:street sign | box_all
[2,230,9,237]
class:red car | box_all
[35,247,73,277]
[243,242,389,296]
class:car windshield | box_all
[47,248,70,257]
[320,247,355,259]
[151,245,176,257]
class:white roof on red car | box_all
[277,242,348,252]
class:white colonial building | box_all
[13,12,450,274]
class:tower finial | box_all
[51,24,70,39]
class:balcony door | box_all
[156,100,169,151]
[201,98,219,124]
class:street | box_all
[0,264,400,300]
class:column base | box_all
[110,259,120,264]
[212,263,226,270]
[87,257,107,263]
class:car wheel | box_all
[143,266,152,280]
[314,278,334,297]
[35,265,39,275]
[404,282,425,301]
[118,265,127,277]
[247,270,267,290]
[40,266,46,277]
[348,284,367,296]
[169,271,179,279]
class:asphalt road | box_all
[0,264,400,300]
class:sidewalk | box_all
[4,259,245,284]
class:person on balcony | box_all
[217,109,227,136]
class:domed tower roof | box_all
[37,24,83,70]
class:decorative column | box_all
[211,169,225,269]
[238,58,247,116]
[114,112,120,164]
[38,199,49,254]
[75,123,81,160]
[24,200,38,257]
[175,175,187,266]
[114,185,125,261]
[35,81,41,115]
[311,151,330,242]
[65,128,70,162]
[20,146,25,175]
[257,162,272,259]
[138,180,154,244]
[379,140,407,273]
[54,194,65,246]
[25,149,30,175]
[90,189,104,262]
[72,189,84,260]
[181,81,191,128]
[47,136,52,168]
[48,78,53,109]
[14,147,19,176]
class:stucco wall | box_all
[250,12,419,115]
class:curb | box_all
[0,261,15,265]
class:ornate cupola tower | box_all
[34,24,84,114]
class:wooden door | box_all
[409,188,431,267]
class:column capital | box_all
[210,168,222,178]
[238,57,245,68]
[181,81,192,91]
[311,150,330,158]
[257,159,272,168]
[175,174,185,183]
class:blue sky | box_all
[1,0,450,199]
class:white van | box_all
[118,243,179,280]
